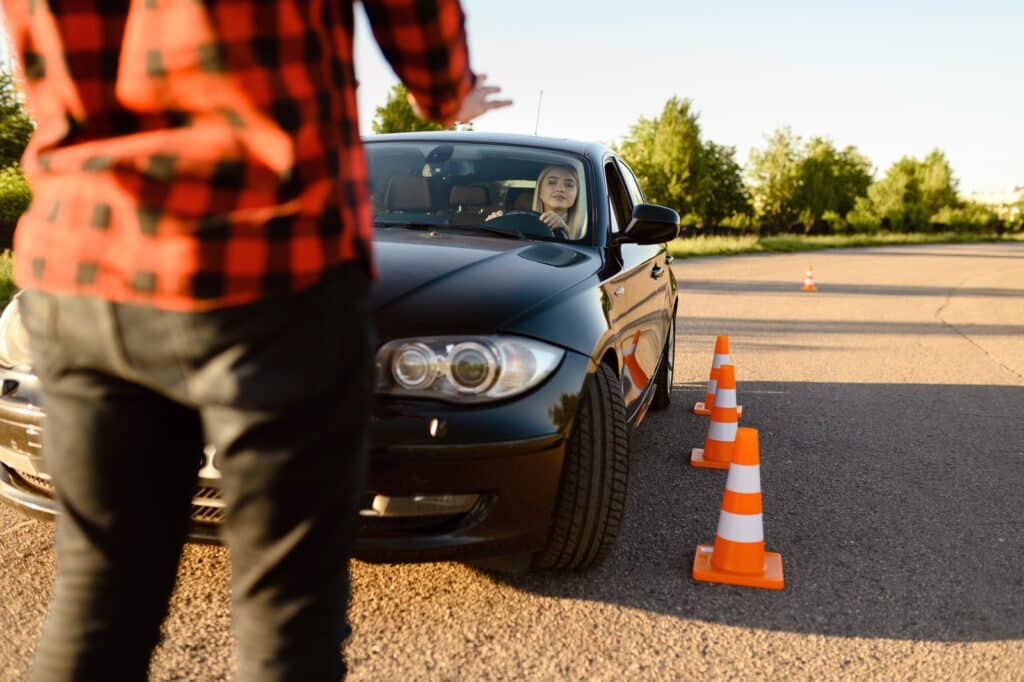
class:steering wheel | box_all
[488,210,569,241]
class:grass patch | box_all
[667,231,1024,259]
[0,250,13,307]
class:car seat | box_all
[379,175,439,224]
[384,176,431,213]
[449,185,491,225]
[504,187,535,212]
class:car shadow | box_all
[485,380,1024,644]
[675,280,1024,299]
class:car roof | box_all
[363,131,612,160]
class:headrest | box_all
[384,176,430,212]
[450,185,490,208]
[508,189,534,211]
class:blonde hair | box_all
[533,165,584,238]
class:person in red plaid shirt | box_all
[3,1,510,679]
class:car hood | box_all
[371,228,599,340]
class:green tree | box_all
[746,127,803,229]
[696,141,751,226]
[847,150,961,232]
[370,83,472,134]
[793,137,872,226]
[0,69,33,248]
[917,149,959,216]
[616,96,705,219]
[0,71,33,168]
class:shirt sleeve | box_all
[361,0,474,126]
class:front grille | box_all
[7,465,474,536]
[18,470,54,493]
[8,464,226,525]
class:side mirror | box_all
[614,203,680,245]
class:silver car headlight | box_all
[376,335,564,403]
[0,294,32,371]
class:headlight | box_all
[376,335,564,403]
[0,294,32,370]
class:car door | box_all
[603,157,669,418]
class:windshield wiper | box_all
[446,224,527,240]
[374,221,526,240]
[373,221,443,230]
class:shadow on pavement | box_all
[686,317,1024,337]
[675,280,1024,299]
[489,381,1024,643]
[838,249,1024,260]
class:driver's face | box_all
[538,168,578,213]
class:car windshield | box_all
[366,141,590,242]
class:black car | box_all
[0,132,679,572]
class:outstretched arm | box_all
[362,1,510,126]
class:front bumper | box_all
[0,350,592,563]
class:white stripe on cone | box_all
[714,388,737,408]
[708,420,738,442]
[716,510,764,543]
[725,464,761,494]
[712,353,731,368]
[705,378,717,394]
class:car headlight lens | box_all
[447,342,496,394]
[376,335,564,403]
[391,343,439,390]
[0,294,32,371]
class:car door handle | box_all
[614,286,625,296]
[650,265,664,279]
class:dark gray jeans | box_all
[19,266,373,681]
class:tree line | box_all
[0,71,33,247]
[1,77,1020,241]
[615,96,1021,236]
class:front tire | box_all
[534,363,629,571]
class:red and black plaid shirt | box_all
[4,0,473,310]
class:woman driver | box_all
[488,164,582,238]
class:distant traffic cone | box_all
[801,265,817,291]
[693,427,784,590]
[693,336,742,417]
[691,364,738,470]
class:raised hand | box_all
[453,74,513,124]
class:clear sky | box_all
[0,2,1019,193]
[355,0,1023,194]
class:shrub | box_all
[930,203,998,233]
[0,249,15,307]
[720,213,755,234]
[0,164,30,224]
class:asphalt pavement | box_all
[1,242,1021,680]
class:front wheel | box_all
[534,363,629,571]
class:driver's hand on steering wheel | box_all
[485,210,503,221]
[539,211,569,231]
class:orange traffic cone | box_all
[693,427,784,590]
[801,265,817,291]
[693,336,742,417]
[691,364,738,470]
